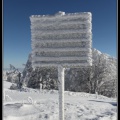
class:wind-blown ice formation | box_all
[30,11,92,68]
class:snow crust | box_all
[3,81,117,120]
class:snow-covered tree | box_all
[84,49,117,97]
[65,48,117,97]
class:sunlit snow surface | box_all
[3,81,117,120]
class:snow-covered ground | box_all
[3,81,117,120]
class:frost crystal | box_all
[30,11,92,68]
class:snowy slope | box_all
[3,81,117,120]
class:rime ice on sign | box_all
[30,11,92,120]
[30,11,92,68]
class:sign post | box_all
[58,65,65,120]
[30,11,92,120]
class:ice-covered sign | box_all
[30,11,92,120]
[30,11,92,68]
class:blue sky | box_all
[3,0,117,68]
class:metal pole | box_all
[58,65,65,120]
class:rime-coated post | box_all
[30,11,92,119]
[58,65,65,120]
[39,83,42,93]
[39,77,42,93]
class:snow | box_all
[55,11,65,16]
[3,81,117,120]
